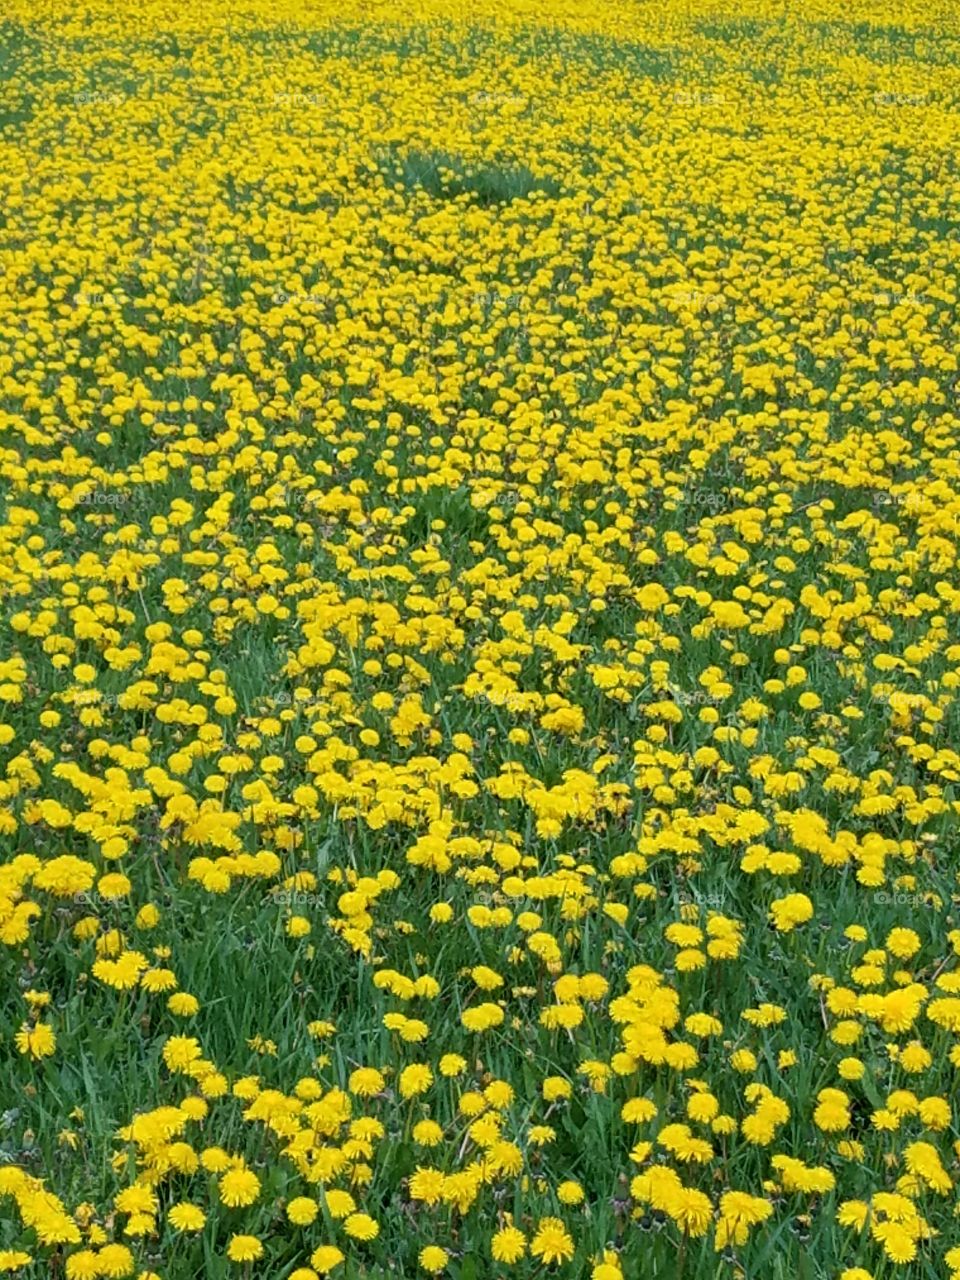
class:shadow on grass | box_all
[376,147,564,206]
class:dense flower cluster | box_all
[1,0,960,1277]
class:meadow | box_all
[1,0,960,1276]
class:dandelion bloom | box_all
[530,1218,575,1266]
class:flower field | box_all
[2,0,960,1276]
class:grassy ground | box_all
[2,0,960,1277]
